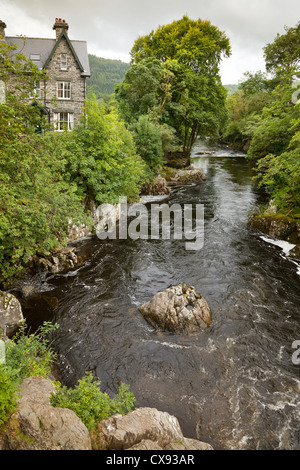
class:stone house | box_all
[1,18,90,130]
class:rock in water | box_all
[138,284,212,335]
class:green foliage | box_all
[4,321,59,382]
[222,72,275,149]
[50,371,136,431]
[0,46,148,282]
[264,21,300,73]
[254,116,300,212]
[0,38,47,141]
[130,115,165,171]
[247,71,299,161]
[116,16,231,158]
[63,92,148,204]
[0,367,17,426]
[0,321,58,425]
[0,133,90,281]
[223,21,300,216]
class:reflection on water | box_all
[21,139,300,450]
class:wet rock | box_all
[138,284,212,335]
[247,213,297,240]
[127,439,163,450]
[98,407,213,450]
[168,168,206,183]
[20,285,35,299]
[140,176,170,196]
[99,407,183,450]
[0,291,24,338]
[247,213,300,260]
[165,438,213,450]
[1,377,91,450]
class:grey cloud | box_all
[1,0,299,83]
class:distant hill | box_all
[224,84,239,96]
[87,55,239,101]
[87,54,130,98]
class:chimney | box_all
[53,18,69,40]
[0,21,6,39]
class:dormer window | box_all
[30,54,40,63]
[60,53,67,70]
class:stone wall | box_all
[41,35,86,128]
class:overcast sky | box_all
[1,0,299,84]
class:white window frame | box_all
[53,112,74,131]
[60,53,67,70]
[57,81,71,100]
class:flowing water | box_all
[20,139,300,450]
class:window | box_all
[30,54,40,61]
[53,112,74,131]
[57,81,71,99]
[60,53,67,70]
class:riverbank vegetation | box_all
[0,16,232,284]
[115,16,231,159]
[222,21,300,217]
[0,39,148,284]
[0,321,136,431]
[1,17,299,282]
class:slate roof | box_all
[5,34,90,77]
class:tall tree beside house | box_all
[115,16,231,160]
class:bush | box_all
[130,114,165,171]
[4,321,59,382]
[0,321,59,426]
[64,93,148,204]
[50,371,136,431]
[0,367,17,426]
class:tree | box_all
[264,22,300,74]
[0,38,47,141]
[117,16,231,158]
[221,72,274,150]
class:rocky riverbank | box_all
[0,376,213,450]
[0,288,213,451]
[247,212,300,261]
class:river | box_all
[21,138,300,450]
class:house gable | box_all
[44,30,84,74]
[2,18,90,130]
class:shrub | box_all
[4,321,59,383]
[50,371,136,431]
[0,367,17,426]
[0,321,59,426]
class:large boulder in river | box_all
[1,377,92,450]
[0,291,24,338]
[138,284,212,335]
